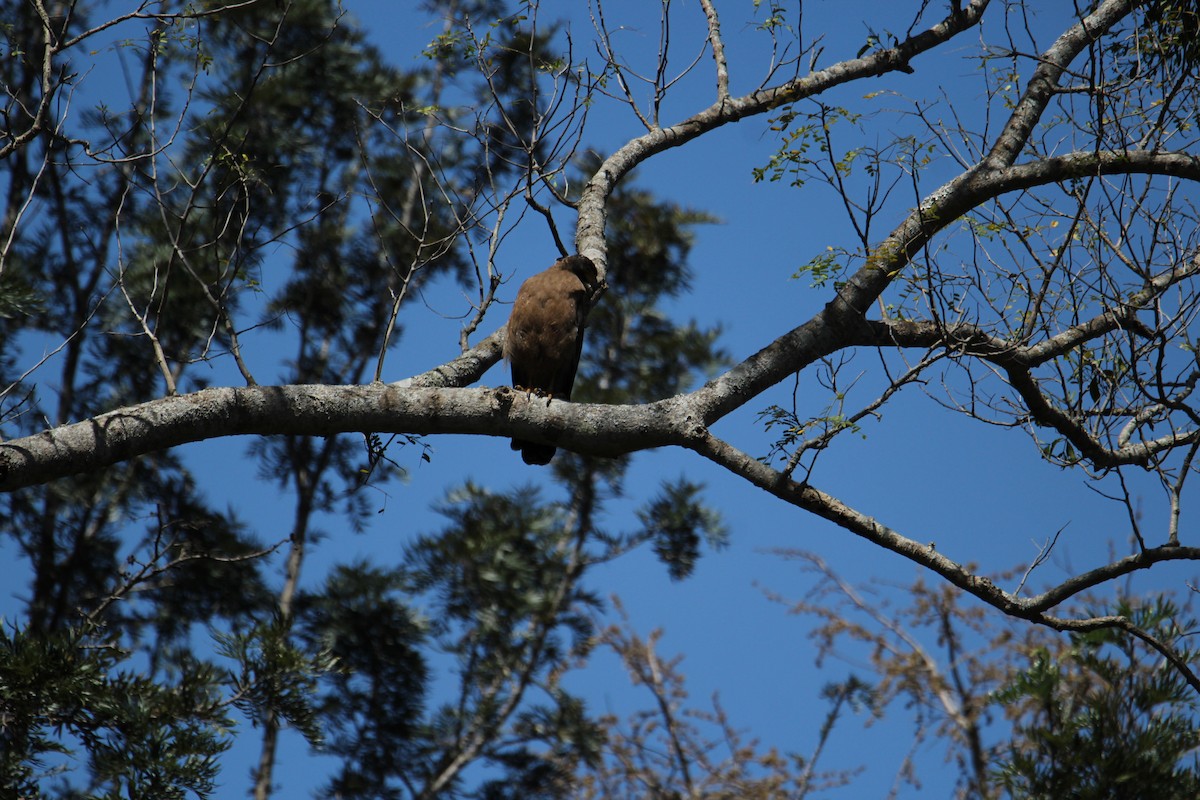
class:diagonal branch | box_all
[574,0,991,272]
[981,0,1140,170]
[686,428,1200,691]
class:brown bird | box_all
[504,254,600,465]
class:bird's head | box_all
[555,254,602,292]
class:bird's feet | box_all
[513,385,556,406]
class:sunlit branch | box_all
[697,0,730,102]
[575,0,990,274]
[982,0,1139,170]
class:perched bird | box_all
[504,254,600,465]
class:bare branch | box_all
[697,0,730,102]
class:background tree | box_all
[586,557,1200,799]
[4,0,1200,796]
[994,597,1200,799]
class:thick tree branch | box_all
[1002,368,1200,468]
[0,384,697,491]
[830,0,1154,318]
[833,149,1200,322]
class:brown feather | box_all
[504,255,597,465]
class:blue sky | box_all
[3,1,1187,796]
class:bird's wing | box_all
[554,304,587,401]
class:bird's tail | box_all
[511,438,555,465]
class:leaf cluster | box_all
[1,625,232,799]
[994,597,1200,799]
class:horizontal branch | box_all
[696,150,1200,430]
[0,384,693,492]
[1024,544,1200,612]
[848,311,1200,469]
[9,147,1197,490]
